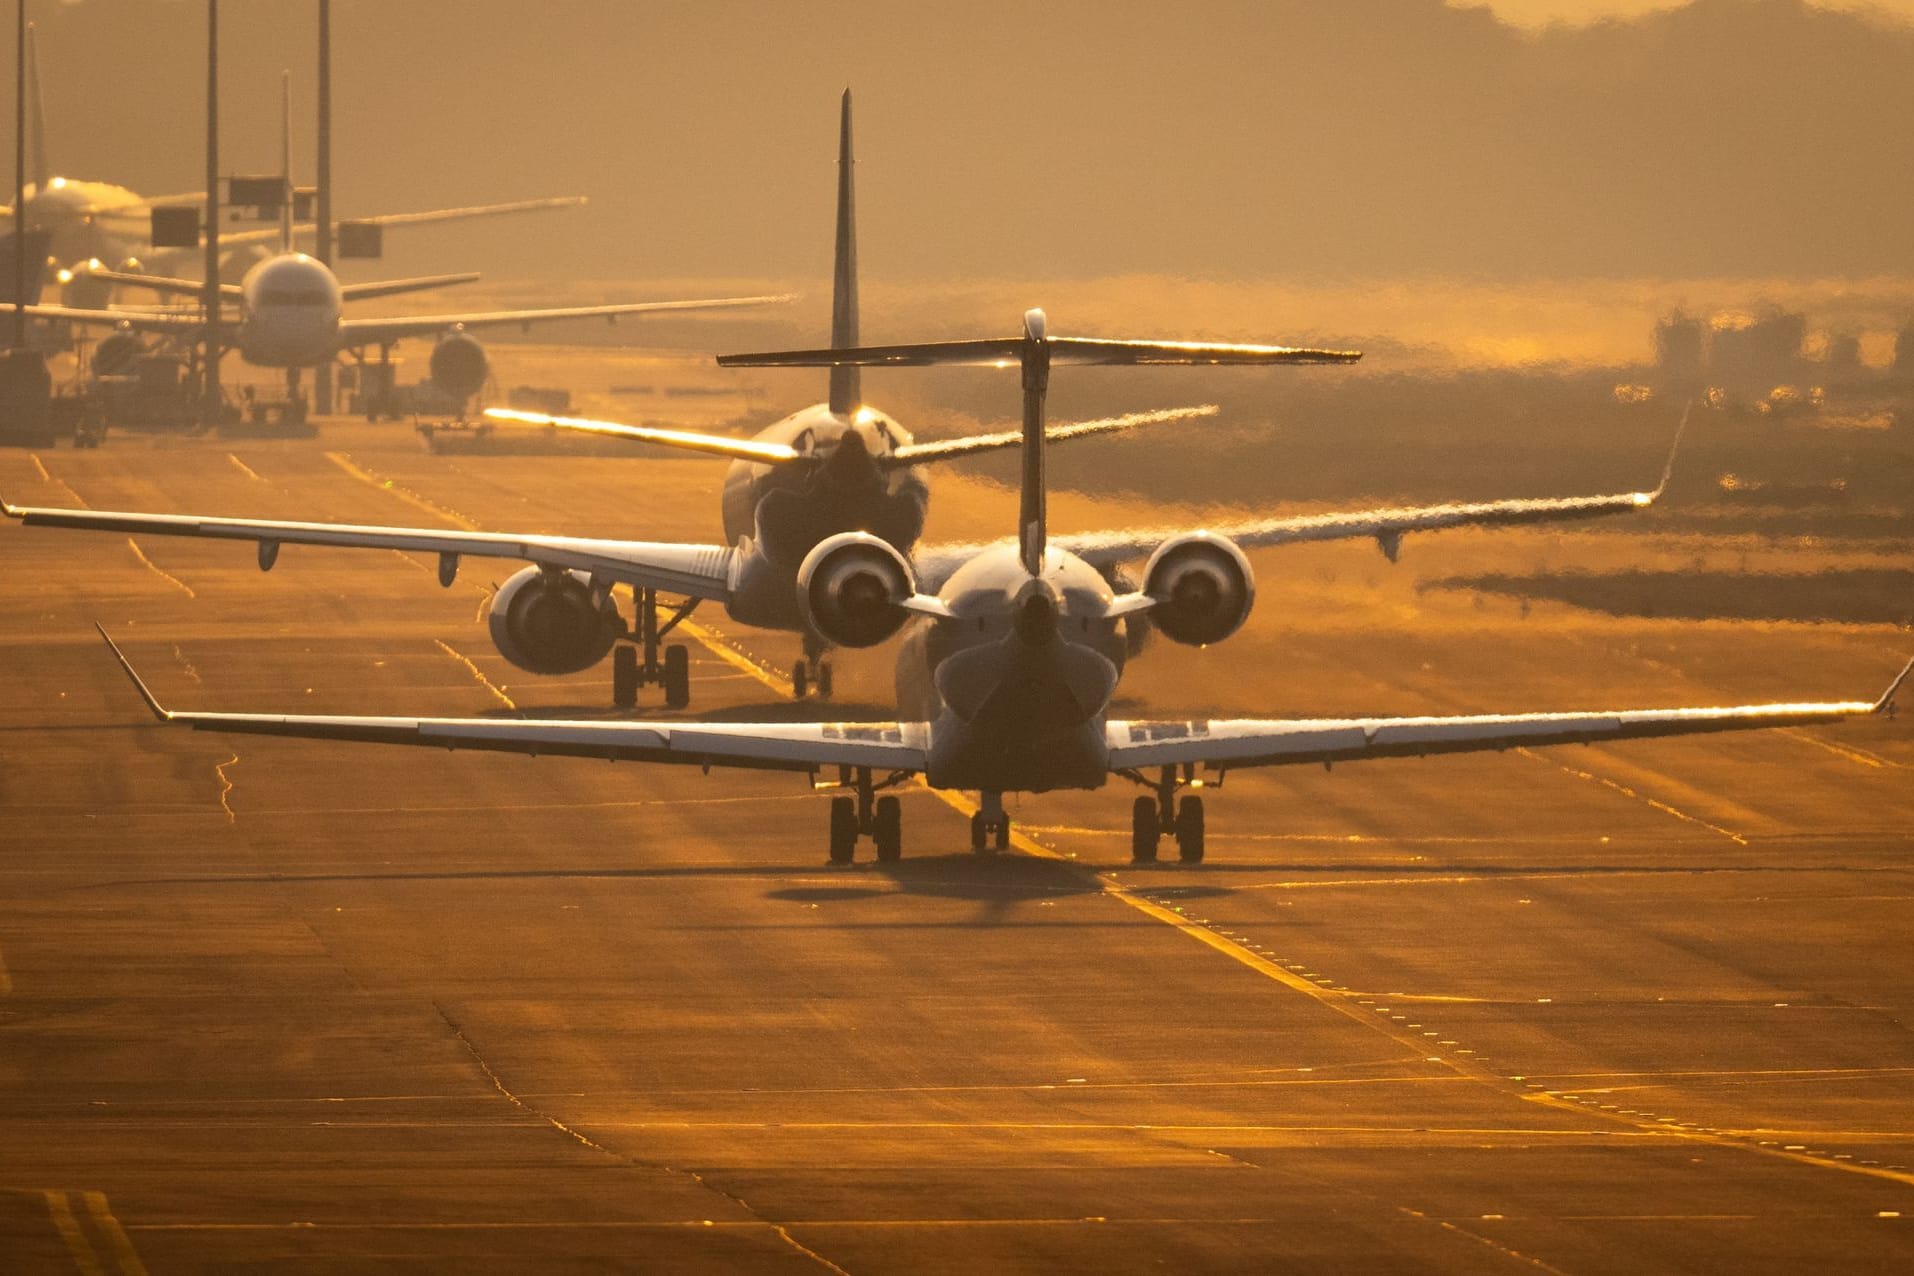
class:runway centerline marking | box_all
[324,451,481,531]
[1516,747,1747,844]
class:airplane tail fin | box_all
[24,24,46,193]
[827,90,860,417]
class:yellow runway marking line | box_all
[123,538,196,599]
[325,451,480,531]
[1517,747,1747,845]
[83,1192,149,1276]
[225,452,264,482]
[433,638,518,710]
[42,1192,104,1276]
[30,452,86,505]
[1784,728,1904,771]
[665,616,1914,1191]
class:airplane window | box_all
[260,289,331,307]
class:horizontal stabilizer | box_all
[722,335,1360,370]
[482,408,803,464]
[882,404,1219,468]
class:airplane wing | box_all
[189,197,592,250]
[338,273,481,302]
[882,405,1219,467]
[2,496,738,603]
[81,268,239,298]
[721,336,1360,370]
[100,626,924,776]
[1107,658,1911,774]
[913,417,1688,590]
[339,293,796,347]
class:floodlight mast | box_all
[202,0,221,426]
[314,0,333,413]
[12,0,26,348]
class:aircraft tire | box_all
[662,644,690,709]
[873,796,902,862]
[829,796,858,864]
[792,660,809,699]
[969,812,987,853]
[1175,796,1205,864]
[612,646,639,709]
[1131,796,1160,863]
[817,661,834,701]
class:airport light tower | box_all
[0,0,52,446]
[201,0,221,427]
[314,0,333,414]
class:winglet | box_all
[1646,403,1691,502]
[1875,654,1914,715]
[1,491,22,519]
[95,624,172,722]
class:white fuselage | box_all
[234,254,345,368]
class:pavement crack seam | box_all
[214,754,239,824]
[433,639,519,711]
[1515,747,1747,844]
[430,1003,854,1275]
[123,538,196,600]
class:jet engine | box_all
[1142,532,1254,646]
[59,260,112,310]
[91,330,144,378]
[797,531,914,648]
[429,331,489,401]
[487,565,621,675]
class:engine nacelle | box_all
[797,531,914,649]
[92,330,144,378]
[60,264,112,311]
[430,331,489,401]
[487,565,621,675]
[1142,532,1255,647]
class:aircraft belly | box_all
[926,712,1108,793]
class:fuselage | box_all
[722,402,931,632]
[234,253,345,368]
[897,544,1130,794]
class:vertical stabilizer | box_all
[827,89,860,416]
[278,71,295,252]
[23,23,46,192]
[1018,309,1050,576]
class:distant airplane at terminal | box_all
[76,307,1899,869]
[1,24,589,310]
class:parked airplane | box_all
[3,25,588,310]
[92,309,1911,865]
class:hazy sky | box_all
[1477,0,1914,21]
[15,0,1914,285]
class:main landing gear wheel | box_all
[792,660,809,699]
[612,645,639,709]
[970,794,1011,854]
[873,796,902,863]
[1131,796,1160,863]
[662,644,690,709]
[615,588,701,710]
[1175,795,1205,864]
[829,796,858,865]
[792,658,835,700]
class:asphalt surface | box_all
[2,420,1911,1273]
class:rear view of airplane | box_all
[92,306,1907,866]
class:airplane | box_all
[90,308,1911,867]
[3,25,590,311]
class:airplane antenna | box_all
[827,89,859,416]
[279,69,294,253]
[22,21,44,193]
[1017,309,1049,575]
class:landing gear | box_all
[1128,768,1207,864]
[821,768,906,864]
[792,634,834,701]
[613,587,698,709]
[969,791,1012,854]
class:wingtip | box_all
[1876,654,1914,715]
[95,623,170,721]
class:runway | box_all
[2,421,1911,1272]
